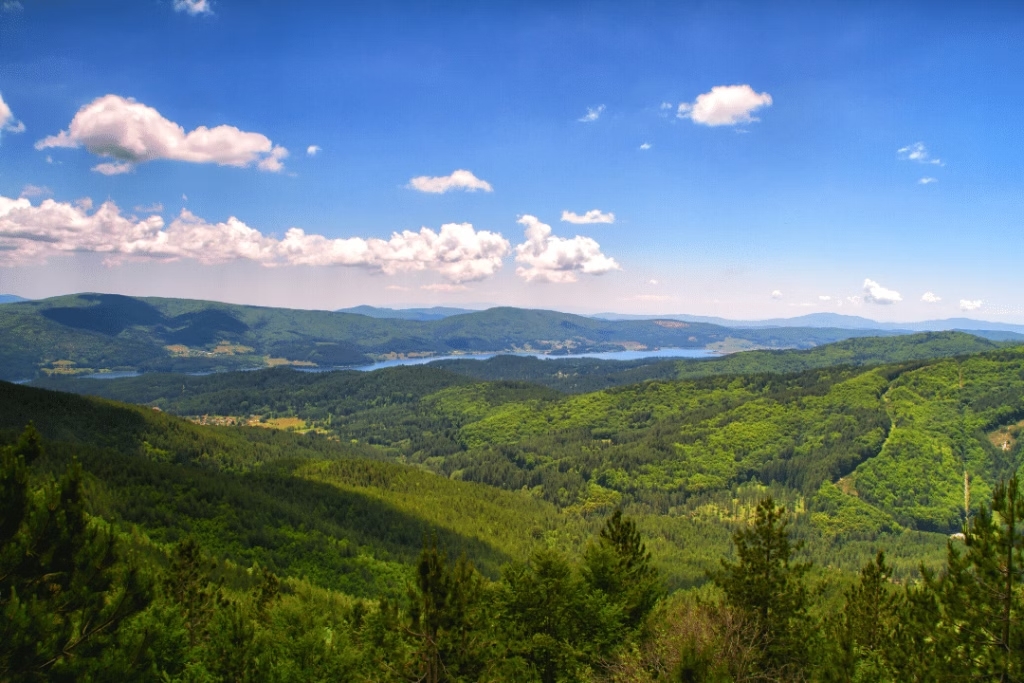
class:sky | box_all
[0,0,1022,322]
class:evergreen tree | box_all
[583,509,661,632]
[715,496,810,678]
[938,475,1024,680]
[823,551,902,682]
[0,425,150,681]
[407,537,487,683]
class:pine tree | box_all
[0,425,151,681]
[939,475,1024,680]
[715,496,810,678]
[407,537,487,683]
[583,509,661,631]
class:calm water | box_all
[76,348,719,379]
[350,348,719,372]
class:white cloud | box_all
[898,142,943,166]
[771,290,783,299]
[421,283,468,292]
[19,184,52,199]
[863,278,902,305]
[578,105,605,123]
[919,177,938,185]
[1,1,23,12]
[660,102,673,110]
[407,169,493,194]
[174,0,212,15]
[560,209,615,225]
[0,193,511,281]
[92,161,134,176]
[639,142,652,150]
[514,215,620,283]
[846,295,864,306]
[0,92,26,136]
[921,291,942,303]
[256,146,288,172]
[960,299,983,312]
[306,145,321,156]
[135,203,164,214]
[648,279,659,286]
[36,95,287,173]
[279,222,510,282]
[819,295,832,301]
[677,85,772,127]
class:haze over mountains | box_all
[334,303,1024,335]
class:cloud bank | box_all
[36,95,287,173]
[0,194,510,282]
[677,85,772,127]
[514,215,619,283]
[407,169,493,194]
[561,209,615,225]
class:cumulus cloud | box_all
[898,142,943,166]
[306,145,321,156]
[407,169,493,194]
[0,92,26,136]
[863,278,902,305]
[919,177,938,185]
[771,290,783,299]
[677,85,772,127]
[0,193,511,281]
[960,299,983,312]
[639,142,652,150]
[36,95,287,173]
[921,291,942,303]
[174,0,211,15]
[561,209,615,225]
[279,222,510,282]
[514,215,620,283]
[578,105,605,123]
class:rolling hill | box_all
[0,292,910,380]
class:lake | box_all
[78,347,720,379]
[349,348,720,371]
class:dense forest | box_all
[4,333,1024,680]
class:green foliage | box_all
[0,426,151,681]
[715,496,810,678]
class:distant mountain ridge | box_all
[337,305,478,321]
[0,294,27,304]
[0,292,922,381]
[594,311,1024,334]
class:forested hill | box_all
[6,344,1024,679]
[32,337,1024,536]
[0,292,912,380]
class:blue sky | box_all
[0,0,1021,321]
